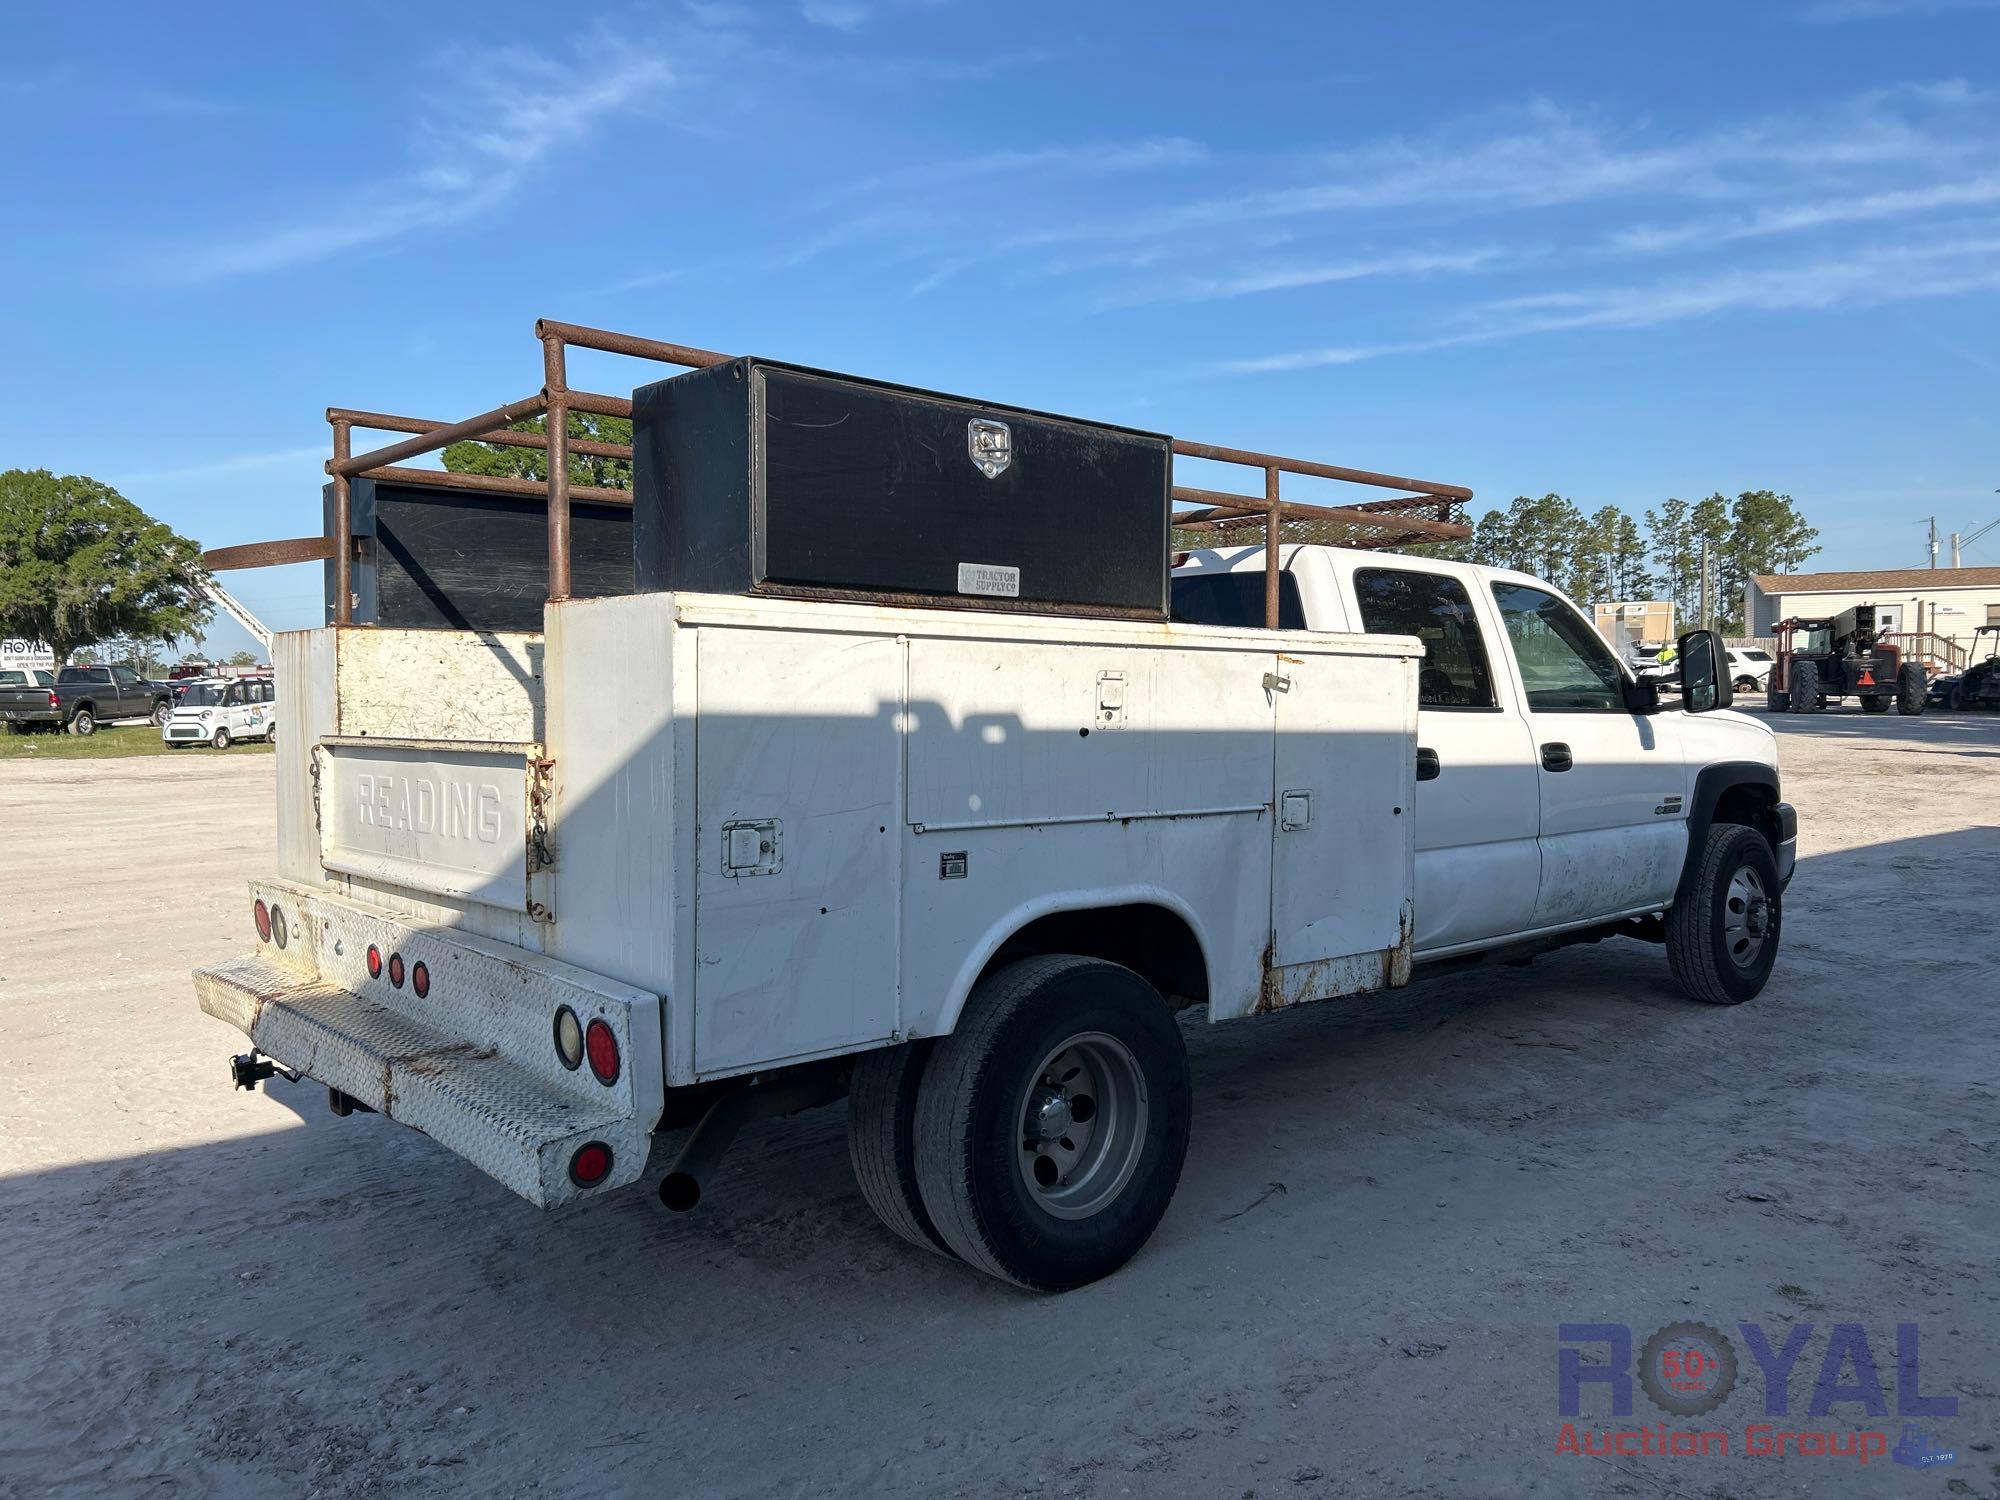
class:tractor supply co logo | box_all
[1556,1321,1957,1469]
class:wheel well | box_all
[69,698,95,715]
[981,903,1208,1011]
[1711,781,1779,847]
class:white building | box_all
[1745,567,2000,670]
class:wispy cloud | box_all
[1606,175,2000,254]
[1214,233,2000,373]
[169,33,672,279]
[818,136,1206,210]
[801,0,871,29]
[1097,246,1508,309]
[116,446,328,485]
[1800,0,2000,22]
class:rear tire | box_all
[1765,688,1789,712]
[1861,696,1889,713]
[1733,676,1757,694]
[1787,661,1821,713]
[847,1042,954,1258]
[1666,824,1782,1005]
[1895,663,1926,715]
[914,955,1191,1292]
[68,708,96,736]
[211,727,232,749]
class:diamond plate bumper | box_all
[194,880,664,1208]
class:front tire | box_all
[1765,688,1789,712]
[1861,696,1889,713]
[211,727,232,749]
[1895,663,1926,715]
[1666,824,1782,1005]
[1787,661,1821,714]
[847,1042,954,1258]
[914,955,1191,1292]
[151,699,171,727]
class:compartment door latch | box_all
[722,819,783,877]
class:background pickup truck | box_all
[0,668,62,731]
[33,665,177,735]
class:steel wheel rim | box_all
[1722,864,1772,968]
[1015,1031,1148,1221]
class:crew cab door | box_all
[1347,565,1541,953]
[1486,581,1686,927]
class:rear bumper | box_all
[194,880,665,1208]
[1774,802,1797,889]
[0,708,59,724]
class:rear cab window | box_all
[1352,568,1497,709]
[1170,570,1305,630]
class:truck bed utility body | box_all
[192,321,1793,1289]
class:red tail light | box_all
[568,1140,613,1187]
[411,961,430,998]
[47,690,59,709]
[387,952,405,989]
[253,899,271,942]
[585,1019,619,1085]
[366,944,382,979]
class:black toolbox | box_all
[631,358,1170,617]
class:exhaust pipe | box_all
[658,1067,846,1211]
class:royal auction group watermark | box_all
[1555,1320,1958,1470]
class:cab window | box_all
[1490,582,1627,712]
[1170,570,1305,630]
[1353,568,1497,709]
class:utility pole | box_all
[1952,532,1962,568]
[1927,516,1939,568]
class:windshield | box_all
[178,683,229,707]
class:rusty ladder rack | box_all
[204,319,1474,631]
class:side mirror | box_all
[1678,630,1733,713]
[1622,675,1660,714]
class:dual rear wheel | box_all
[846,955,1190,1292]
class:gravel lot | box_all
[2,710,1996,1498]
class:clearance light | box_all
[387,953,405,989]
[553,1007,583,1070]
[253,899,271,943]
[366,945,383,979]
[411,961,430,999]
[585,1019,619,1086]
[569,1141,613,1188]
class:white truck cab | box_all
[1174,546,1793,960]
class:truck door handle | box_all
[1415,747,1440,781]
[1540,742,1573,773]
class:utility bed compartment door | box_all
[317,738,540,913]
[1267,649,1417,1003]
[692,626,902,1075]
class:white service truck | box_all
[194,542,1793,1292]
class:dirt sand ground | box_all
[2,712,1995,1498]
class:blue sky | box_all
[6,0,1999,658]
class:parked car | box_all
[163,676,277,748]
[0,668,62,732]
[40,664,177,735]
[1727,646,1774,693]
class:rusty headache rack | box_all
[202,319,1473,631]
